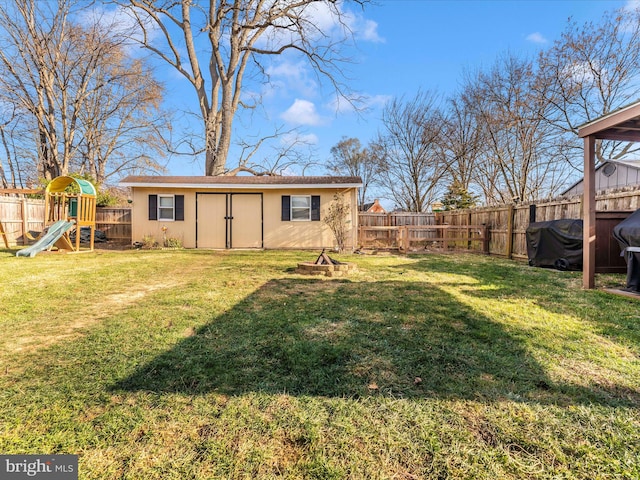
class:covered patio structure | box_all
[578,100,640,289]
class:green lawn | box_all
[0,249,638,479]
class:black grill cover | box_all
[612,208,640,291]
[526,219,583,271]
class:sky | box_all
[151,0,631,178]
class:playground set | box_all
[12,176,97,257]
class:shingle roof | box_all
[120,175,362,189]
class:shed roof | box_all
[120,175,362,190]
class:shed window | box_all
[291,195,311,221]
[158,195,175,220]
[281,195,320,221]
[148,194,184,221]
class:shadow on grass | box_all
[401,256,640,352]
[114,276,637,407]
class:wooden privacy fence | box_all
[436,189,640,262]
[0,196,131,246]
[358,212,436,248]
[0,197,46,246]
[358,212,490,253]
[358,188,640,272]
[95,208,131,243]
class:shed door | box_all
[196,194,227,248]
[230,194,263,248]
[196,193,262,249]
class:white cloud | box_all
[363,94,391,109]
[256,1,382,53]
[287,2,382,42]
[75,5,161,54]
[329,93,390,114]
[329,94,357,114]
[359,19,384,43]
[268,62,305,79]
[526,32,548,44]
[562,61,603,86]
[265,61,318,97]
[624,0,640,12]
[281,99,325,126]
[282,131,319,146]
[342,13,384,43]
[621,1,640,32]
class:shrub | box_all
[323,193,351,252]
[165,237,183,248]
[141,234,159,249]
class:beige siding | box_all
[130,186,358,250]
[131,188,197,247]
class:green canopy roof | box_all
[46,176,96,197]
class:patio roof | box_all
[579,101,640,142]
[578,100,640,289]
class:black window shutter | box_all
[311,195,321,221]
[281,195,291,221]
[148,195,158,220]
[175,195,185,221]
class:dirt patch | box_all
[99,282,175,309]
[4,280,182,356]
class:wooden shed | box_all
[119,175,362,250]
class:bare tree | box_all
[440,95,483,193]
[225,127,319,176]
[74,19,169,184]
[0,106,20,188]
[0,0,169,183]
[123,0,368,176]
[463,55,569,204]
[327,137,382,206]
[537,5,640,165]
[0,0,71,179]
[376,91,446,212]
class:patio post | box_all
[583,135,596,289]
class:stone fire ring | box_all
[295,261,357,277]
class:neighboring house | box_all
[562,160,640,196]
[119,175,362,250]
[360,199,386,213]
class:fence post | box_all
[506,204,515,259]
[467,211,472,250]
[482,225,490,254]
[403,226,409,251]
[21,198,29,245]
[529,204,537,224]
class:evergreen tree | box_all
[441,181,479,210]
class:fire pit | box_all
[296,250,357,277]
